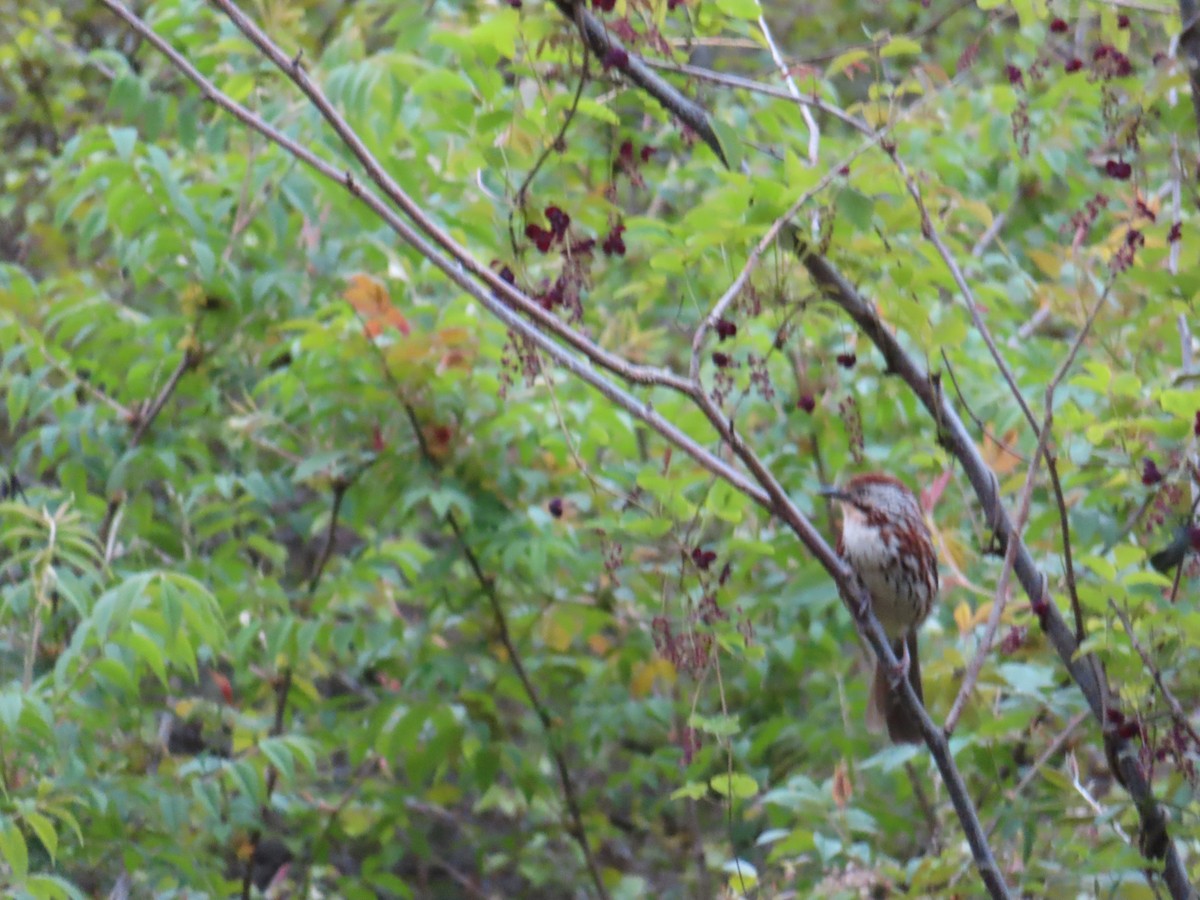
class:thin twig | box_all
[944,415,1051,734]
[889,151,1040,438]
[507,6,590,255]
[99,347,200,553]
[240,474,353,899]
[754,6,818,163]
[640,58,872,136]
[946,282,1112,733]
[1109,600,1200,750]
[983,710,1088,839]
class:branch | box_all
[548,0,728,165]
[99,346,200,556]
[754,6,819,163]
[1177,0,1200,152]
[99,0,767,510]
[240,474,352,900]
[795,247,1193,898]
[640,58,872,137]
[945,283,1112,734]
[1109,599,1200,752]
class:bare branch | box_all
[755,7,819,163]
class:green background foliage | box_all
[1,0,1198,896]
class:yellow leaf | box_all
[940,530,971,574]
[972,601,994,629]
[1027,248,1063,279]
[539,608,578,652]
[587,634,611,656]
[172,698,198,717]
[954,600,973,636]
[630,657,675,698]
[827,48,871,78]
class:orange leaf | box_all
[832,758,853,809]
[209,670,234,705]
[980,427,1022,476]
[344,273,410,336]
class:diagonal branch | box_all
[548,0,728,165]
[795,246,1192,898]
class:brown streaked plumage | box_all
[820,473,939,744]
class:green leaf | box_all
[880,36,922,58]
[669,781,709,801]
[22,810,57,863]
[0,817,29,879]
[688,712,741,737]
[835,188,875,230]
[709,773,758,799]
[108,126,137,160]
[714,0,761,19]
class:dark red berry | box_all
[1117,13,1130,28]
[836,353,857,369]
[1006,64,1024,87]
[601,223,626,257]
[1189,525,1200,553]
[1065,57,1083,73]
[715,318,737,340]
[602,47,629,70]
[593,0,615,10]
[525,223,554,253]
[1141,458,1163,486]
[639,145,657,163]
[1117,721,1140,740]
[1000,625,1027,655]
[1049,18,1068,33]
[712,352,730,368]
[1106,708,1126,725]
[1193,409,1200,436]
[691,547,717,570]
[1105,159,1132,180]
[1169,221,1183,242]
[548,497,564,518]
[797,394,816,413]
[545,205,571,238]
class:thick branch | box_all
[797,245,1193,898]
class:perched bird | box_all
[820,473,939,744]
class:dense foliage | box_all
[1,0,1199,896]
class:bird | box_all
[820,473,939,743]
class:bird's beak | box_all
[818,485,849,502]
